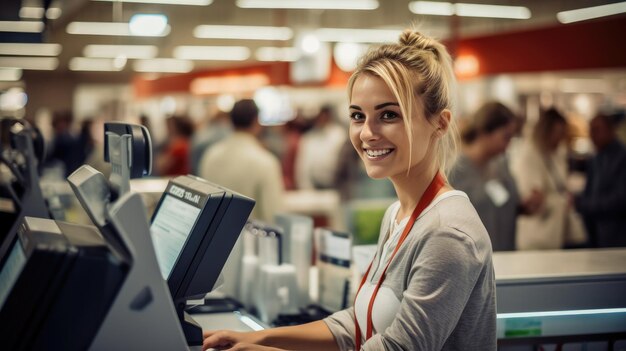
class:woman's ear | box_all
[436,109,452,136]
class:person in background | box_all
[189,111,232,176]
[575,113,626,247]
[449,102,543,251]
[199,99,284,223]
[198,99,284,300]
[295,105,346,190]
[203,29,496,351]
[511,107,571,250]
[155,115,194,176]
[47,110,82,177]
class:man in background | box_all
[575,113,626,247]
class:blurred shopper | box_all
[204,29,495,351]
[198,99,284,300]
[511,108,571,250]
[47,110,82,177]
[295,105,346,189]
[199,99,283,223]
[155,115,194,176]
[449,102,543,251]
[575,113,626,247]
[189,111,232,176]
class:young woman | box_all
[203,29,496,351]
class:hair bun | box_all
[398,29,439,58]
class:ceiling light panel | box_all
[236,0,378,10]
[0,57,58,70]
[69,57,123,71]
[84,45,158,59]
[0,43,62,56]
[66,22,171,37]
[408,1,454,16]
[20,6,62,20]
[133,59,194,73]
[173,46,251,61]
[557,2,626,24]
[315,28,401,43]
[0,68,23,81]
[194,25,293,40]
[408,1,531,19]
[93,0,213,5]
[455,3,531,19]
[0,21,44,33]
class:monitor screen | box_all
[150,194,201,280]
[0,240,26,309]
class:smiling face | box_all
[349,74,438,181]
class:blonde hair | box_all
[347,29,459,175]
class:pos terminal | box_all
[68,122,255,348]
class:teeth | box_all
[365,149,392,157]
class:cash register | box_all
[68,122,255,349]
[0,119,49,259]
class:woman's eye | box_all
[350,112,365,121]
[381,111,399,120]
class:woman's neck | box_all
[389,157,442,221]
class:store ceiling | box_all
[0,0,624,78]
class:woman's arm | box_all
[203,320,340,351]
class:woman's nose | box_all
[360,118,379,142]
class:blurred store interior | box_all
[1,0,626,349]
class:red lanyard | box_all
[353,172,446,348]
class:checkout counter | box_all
[3,120,624,349]
[494,249,626,348]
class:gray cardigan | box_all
[323,192,497,351]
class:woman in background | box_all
[449,102,543,251]
[155,115,194,176]
[203,28,496,351]
[511,108,570,250]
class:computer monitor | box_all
[0,217,129,351]
[149,174,255,343]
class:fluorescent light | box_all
[129,14,168,36]
[455,3,531,19]
[69,57,124,71]
[0,21,44,33]
[67,21,171,37]
[236,0,378,10]
[408,1,454,16]
[497,308,626,319]
[315,28,401,43]
[0,68,23,81]
[46,7,62,19]
[19,7,44,19]
[93,0,213,5]
[0,57,58,70]
[255,47,300,62]
[84,45,157,59]
[0,43,61,56]
[557,2,626,24]
[173,46,250,61]
[20,6,62,19]
[133,59,194,73]
[194,25,293,40]
[408,1,531,19]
